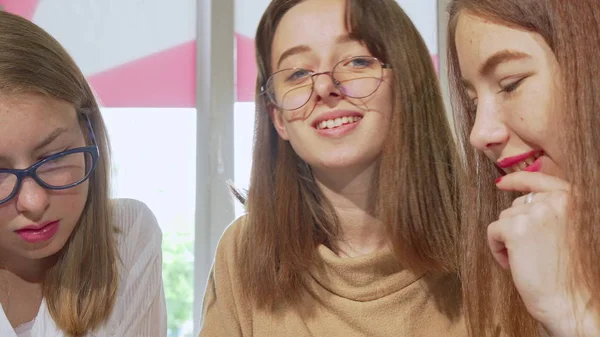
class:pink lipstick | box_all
[15,220,60,244]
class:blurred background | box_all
[0,0,451,335]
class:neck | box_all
[0,258,47,328]
[313,163,387,258]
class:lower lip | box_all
[316,120,361,137]
[498,150,542,169]
[15,221,60,244]
[524,156,542,172]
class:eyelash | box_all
[499,77,525,94]
[466,77,526,114]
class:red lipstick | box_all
[497,150,542,168]
[15,220,60,244]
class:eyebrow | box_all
[479,50,531,77]
[276,34,358,69]
[34,128,68,151]
[0,128,68,163]
[460,50,531,90]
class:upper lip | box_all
[311,110,364,128]
[497,150,543,168]
[15,220,59,232]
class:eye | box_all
[344,57,376,69]
[286,69,310,82]
[499,77,526,94]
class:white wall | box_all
[235,0,438,53]
[33,0,196,75]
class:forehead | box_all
[0,93,78,146]
[456,14,542,60]
[272,0,348,58]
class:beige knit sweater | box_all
[200,217,467,337]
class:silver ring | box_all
[524,192,535,204]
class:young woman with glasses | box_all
[200,0,466,335]
[0,11,166,337]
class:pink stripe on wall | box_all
[0,0,39,20]
[236,33,257,102]
[431,54,439,74]
[88,40,196,108]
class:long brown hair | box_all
[0,11,118,336]
[447,1,600,336]
[239,0,462,310]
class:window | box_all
[102,109,196,337]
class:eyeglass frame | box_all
[260,55,392,111]
[0,113,100,205]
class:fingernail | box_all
[495,177,502,184]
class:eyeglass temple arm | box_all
[81,113,98,147]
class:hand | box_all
[490,172,598,336]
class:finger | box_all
[495,171,569,193]
[499,202,533,219]
[487,220,511,269]
[510,191,549,208]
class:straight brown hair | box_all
[0,11,118,337]
[447,1,600,336]
[239,0,462,310]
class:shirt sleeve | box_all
[112,199,167,337]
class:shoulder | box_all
[111,198,163,266]
[212,215,247,268]
[219,215,246,247]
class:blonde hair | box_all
[0,11,118,336]
[240,0,462,310]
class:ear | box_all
[269,107,289,140]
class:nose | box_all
[312,72,342,107]
[469,101,509,151]
[15,177,50,220]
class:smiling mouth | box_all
[505,151,543,173]
[315,116,363,130]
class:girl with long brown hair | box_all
[200,0,466,336]
[0,11,166,337]
[447,0,600,336]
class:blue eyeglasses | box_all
[0,114,100,205]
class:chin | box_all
[23,234,70,260]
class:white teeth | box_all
[316,116,363,130]
[510,152,542,172]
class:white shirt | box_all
[0,198,167,337]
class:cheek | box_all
[506,93,553,145]
[355,81,394,118]
[0,206,17,229]
[377,84,394,118]
[50,182,89,223]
